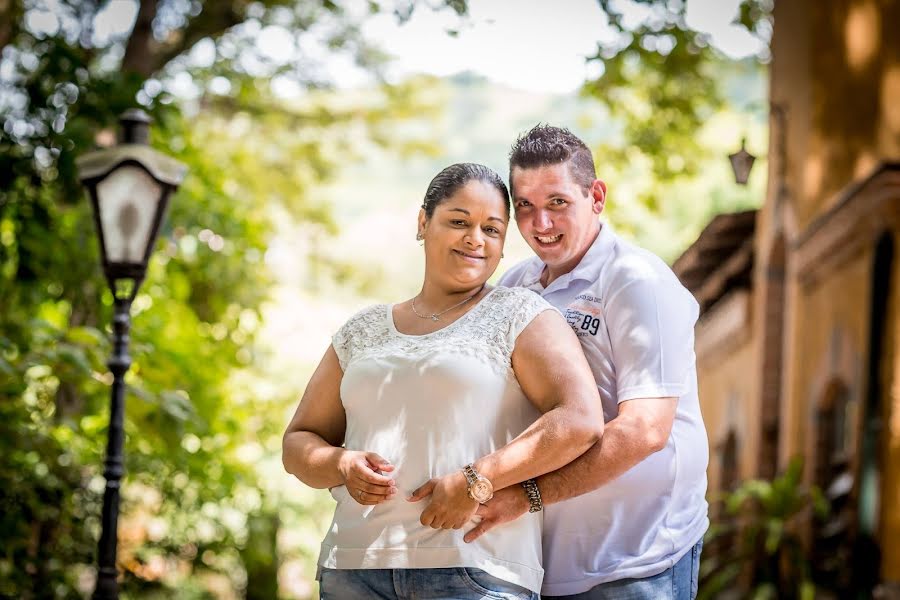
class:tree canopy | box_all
[584,0,772,181]
[0,1,464,597]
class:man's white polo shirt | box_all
[498,223,709,596]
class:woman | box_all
[282,163,603,600]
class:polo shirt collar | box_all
[520,221,617,292]
[569,221,617,283]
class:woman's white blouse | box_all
[318,286,555,594]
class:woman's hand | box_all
[337,451,397,505]
[407,471,478,529]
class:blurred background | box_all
[2,0,899,598]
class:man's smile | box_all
[536,234,562,245]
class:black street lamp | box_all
[77,109,187,599]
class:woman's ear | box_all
[417,208,427,240]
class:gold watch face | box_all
[470,477,493,503]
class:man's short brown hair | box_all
[508,124,596,194]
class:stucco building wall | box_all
[679,0,900,590]
[695,290,756,495]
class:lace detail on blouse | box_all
[331,286,555,376]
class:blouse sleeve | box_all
[331,321,352,372]
[330,304,383,371]
[505,287,559,347]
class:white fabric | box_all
[498,223,709,596]
[319,286,556,594]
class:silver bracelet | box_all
[521,478,543,513]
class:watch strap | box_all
[462,463,479,486]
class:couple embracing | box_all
[282,125,709,600]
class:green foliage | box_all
[0,322,103,596]
[700,457,828,600]
[0,1,463,597]
[557,1,773,262]
[584,0,772,183]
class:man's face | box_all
[510,162,606,282]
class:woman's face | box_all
[418,180,509,291]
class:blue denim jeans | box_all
[319,567,539,600]
[543,539,704,600]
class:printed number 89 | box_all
[581,315,600,336]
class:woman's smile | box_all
[452,249,486,263]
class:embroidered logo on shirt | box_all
[564,308,601,337]
[563,294,603,336]
[575,293,602,303]
[571,294,603,316]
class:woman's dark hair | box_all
[421,163,510,219]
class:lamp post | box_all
[77,109,187,599]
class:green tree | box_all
[575,0,773,260]
[584,0,772,182]
[0,1,464,597]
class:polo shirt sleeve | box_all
[605,276,699,403]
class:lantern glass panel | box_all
[729,146,756,185]
[96,164,163,265]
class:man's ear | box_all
[591,179,607,215]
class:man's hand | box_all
[337,451,396,505]
[408,471,478,530]
[463,485,530,543]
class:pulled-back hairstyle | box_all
[422,163,510,218]
[508,124,596,193]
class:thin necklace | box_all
[411,285,485,321]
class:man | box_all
[465,124,709,599]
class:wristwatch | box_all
[462,464,494,503]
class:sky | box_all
[71,0,765,96]
[359,0,764,93]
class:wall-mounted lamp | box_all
[729,138,757,185]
